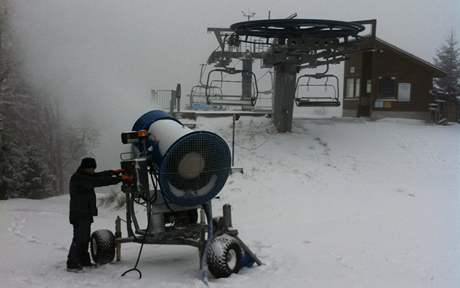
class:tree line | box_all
[433,31,460,97]
[0,2,98,199]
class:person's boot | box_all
[80,252,96,267]
[82,261,96,268]
[66,263,83,273]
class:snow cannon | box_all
[90,110,261,282]
[126,110,231,207]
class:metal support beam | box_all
[223,204,233,229]
[273,63,297,132]
[115,216,122,261]
[241,58,253,110]
[175,83,181,112]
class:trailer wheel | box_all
[90,229,115,265]
[207,234,242,278]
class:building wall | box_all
[343,53,362,116]
[343,42,437,119]
[372,45,434,112]
[447,102,459,122]
[371,111,430,121]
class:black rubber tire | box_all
[90,229,115,265]
[207,235,242,278]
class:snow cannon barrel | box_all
[131,110,231,207]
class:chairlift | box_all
[295,73,341,107]
[253,71,273,110]
[205,67,259,106]
[189,64,223,109]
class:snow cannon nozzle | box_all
[121,130,148,145]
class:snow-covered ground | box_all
[1,117,460,288]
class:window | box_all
[378,78,396,99]
[354,78,361,97]
[346,78,355,98]
[397,83,411,102]
[366,80,372,94]
[345,78,361,99]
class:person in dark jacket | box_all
[67,157,122,272]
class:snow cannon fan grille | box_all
[159,131,231,207]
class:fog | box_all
[8,0,459,169]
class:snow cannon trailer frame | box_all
[89,110,261,282]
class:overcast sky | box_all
[8,0,460,168]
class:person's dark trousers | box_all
[67,218,92,268]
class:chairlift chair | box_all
[190,84,223,109]
[205,68,259,107]
[189,64,224,110]
[295,74,341,107]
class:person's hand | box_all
[121,175,133,184]
[112,169,126,175]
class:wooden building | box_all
[343,38,446,120]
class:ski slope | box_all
[1,117,459,287]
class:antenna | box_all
[285,12,297,19]
[241,9,256,21]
